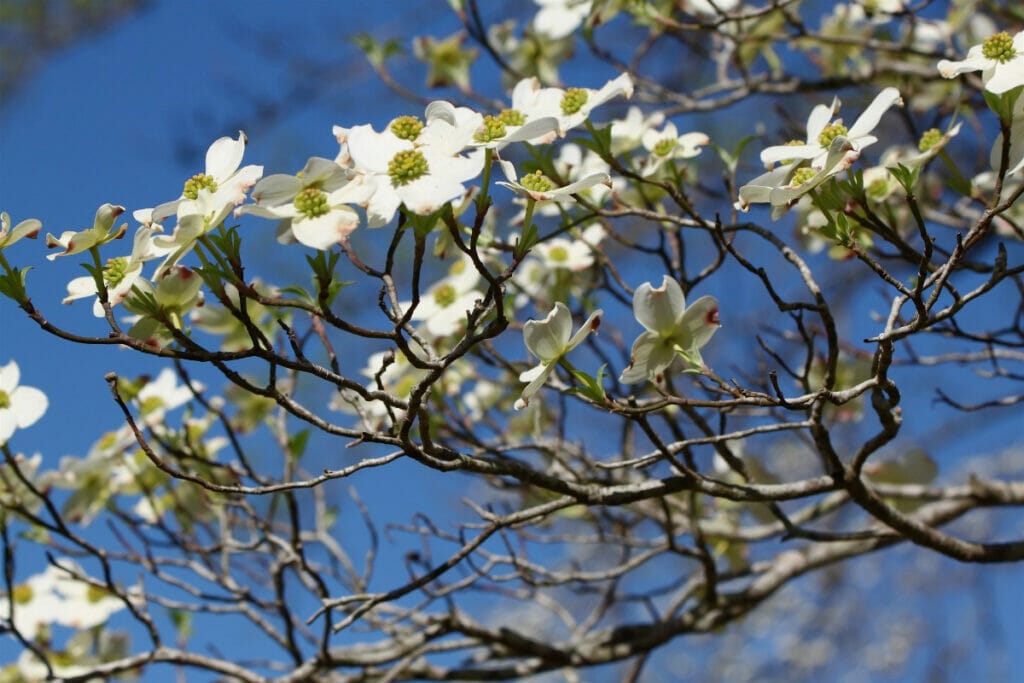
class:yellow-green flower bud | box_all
[433,283,457,307]
[918,128,942,153]
[982,32,1016,63]
[183,173,218,200]
[817,122,849,147]
[388,150,429,186]
[498,108,526,126]
[790,167,817,186]
[294,187,330,218]
[474,115,508,143]
[390,116,424,141]
[520,170,553,193]
[560,88,588,115]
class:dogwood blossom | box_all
[759,88,902,170]
[619,276,719,384]
[0,212,41,251]
[63,226,170,316]
[348,104,485,226]
[149,131,263,225]
[938,31,1024,95]
[508,73,634,135]
[610,106,666,154]
[240,156,374,249]
[405,256,483,337]
[515,302,602,409]
[641,122,710,176]
[45,203,127,261]
[0,360,47,445]
[737,135,861,218]
[496,159,610,202]
[533,0,592,39]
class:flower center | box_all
[388,150,429,186]
[982,32,1016,63]
[918,128,942,153]
[817,122,849,147]
[560,88,589,115]
[294,187,330,218]
[652,138,676,157]
[12,583,32,604]
[433,283,457,307]
[790,167,817,186]
[104,256,130,287]
[475,115,508,143]
[0,389,10,410]
[866,177,890,199]
[498,108,526,126]
[183,173,218,200]
[520,170,553,193]
[389,116,424,141]
[86,585,110,603]
[547,245,569,262]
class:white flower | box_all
[63,225,171,316]
[610,106,666,154]
[938,31,1024,95]
[496,159,610,202]
[533,0,592,39]
[0,565,62,638]
[348,104,486,226]
[759,88,902,170]
[516,302,602,409]
[641,122,710,176]
[507,73,634,135]
[45,203,128,261]
[681,0,741,16]
[0,361,47,445]
[619,276,720,384]
[404,256,483,337]
[149,131,264,225]
[240,156,374,249]
[737,135,861,218]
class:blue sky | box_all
[2,1,1023,679]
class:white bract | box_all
[45,203,128,261]
[515,302,602,410]
[532,0,592,39]
[0,212,41,251]
[759,88,902,170]
[0,360,47,445]
[938,31,1024,95]
[508,73,634,135]
[619,276,720,384]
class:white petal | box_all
[633,276,685,334]
[847,87,902,140]
[291,208,361,250]
[206,131,247,182]
[523,302,573,362]
[0,361,19,393]
[11,386,47,428]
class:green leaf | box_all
[288,429,311,461]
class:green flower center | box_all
[982,32,1016,63]
[12,583,32,604]
[474,115,508,143]
[520,170,553,193]
[86,584,110,603]
[183,173,217,200]
[498,108,526,126]
[547,245,569,262]
[817,122,849,147]
[294,187,330,218]
[388,150,429,186]
[560,88,589,115]
[433,283,457,307]
[866,177,890,199]
[389,116,424,141]
[918,128,942,153]
[790,167,817,186]
[652,138,676,157]
[0,389,10,410]
[104,256,130,287]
